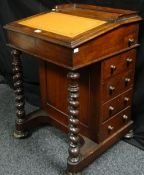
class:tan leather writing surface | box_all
[18,12,106,37]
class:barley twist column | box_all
[67,72,82,175]
[11,49,28,138]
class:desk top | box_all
[4,4,142,48]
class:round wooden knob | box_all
[125,78,131,82]
[110,65,116,73]
[128,38,135,46]
[109,106,115,112]
[125,78,131,85]
[124,97,129,102]
[108,125,114,132]
[109,86,115,94]
[126,58,133,64]
[123,114,128,121]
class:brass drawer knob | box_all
[123,114,128,120]
[124,97,129,102]
[109,106,115,112]
[108,125,114,132]
[128,38,135,46]
[110,65,116,73]
[109,86,115,94]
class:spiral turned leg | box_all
[11,49,28,139]
[66,72,82,175]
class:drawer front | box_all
[102,71,134,103]
[102,89,133,122]
[102,49,136,80]
[100,107,131,141]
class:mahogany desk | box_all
[4,4,142,175]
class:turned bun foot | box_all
[14,130,29,139]
[124,130,134,139]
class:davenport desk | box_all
[4,4,142,175]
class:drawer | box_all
[102,71,134,103]
[102,49,136,80]
[101,89,133,122]
[100,107,131,141]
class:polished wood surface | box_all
[4,4,142,175]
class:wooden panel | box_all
[39,61,47,108]
[101,89,133,122]
[46,63,68,114]
[102,49,136,80]
[100,107,131,141]
[102,70,134,103]
[45,63,93,128]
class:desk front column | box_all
[11,49,28,138]
[67,72,82,175]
